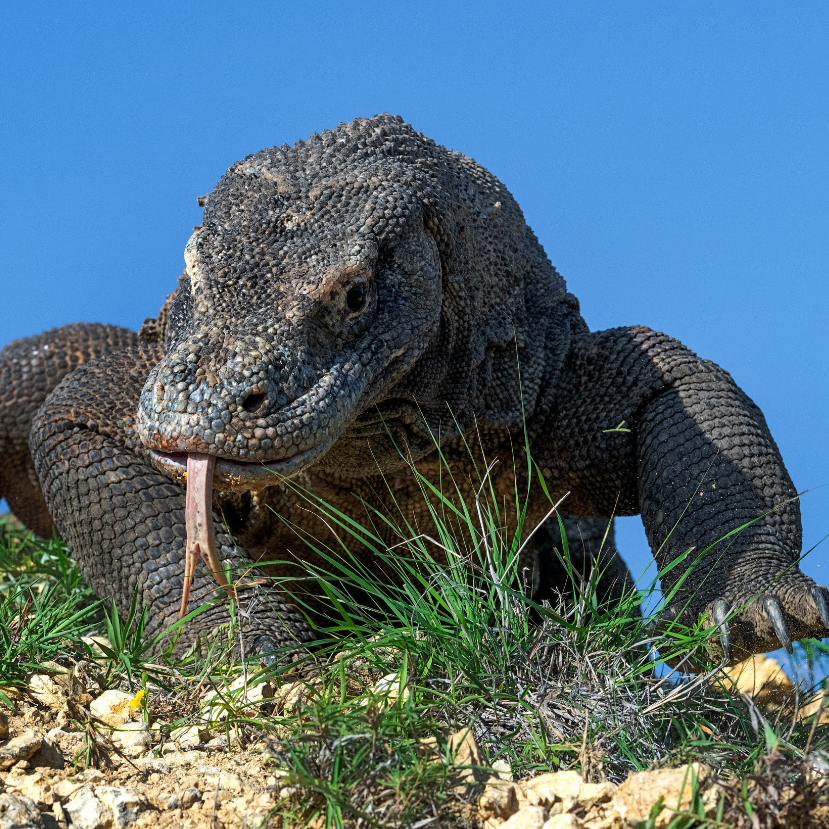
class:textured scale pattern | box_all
[0,114,825,663]
[0,324,139,537]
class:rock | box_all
[64,790,111,829]
[218,772,243,793]
[201,675,274,723]
[169,725,201,749]
[372,673,410,704]
[480,779,519,826]
[274,680,314,714]
[52,802,67,828]
[94,787,150,827]
[244,791,278,825]
[724,654,793,707]
[205,727,242,748]
[165,794,181,810]
[5,770,59,809]
[110,723,150,758]
[518,771,585,809]
[491,758,512,781]
[574,781,615,810]
[721,655,828,724]
[70,662,104,697]
[180,788,201,808]
[0,688,24,706]
[64,787,150,829]
[140,759,172,774]
[0,733,43,770]
[81,637,111,659]
[614,763,715,829]
[88,691,136,728]
[500,806,548,828]
[448,728,490,789]
[53,770,105,800]
[30,737,65,770]
[542,816,580,829]
[801,691,829,726]
[481,769,618,829]
[0,794,43,829]
[419,727,491,789]
[28,675,67,711]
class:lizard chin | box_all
[148,447,316,492]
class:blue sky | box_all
[2,2,828,624]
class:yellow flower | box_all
[129,689,146,710]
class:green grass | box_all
[0,434,827,828]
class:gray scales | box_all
[1,115,826,663]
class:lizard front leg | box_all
[0,323,139,537]
[30,345,313,657]
[534,325,828,663]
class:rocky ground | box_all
[0,652,824,829]
[0,513,826,828]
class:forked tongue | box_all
[181,453,238,620]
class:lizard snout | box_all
[136,347,307,461]
[135,335,356,480]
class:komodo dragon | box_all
[1,114,826,664]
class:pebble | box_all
[52,802,68,827]
[0,794,43,829]
[371,673,410,704]
[200,675,274,723]
[500,806,548,829]
[110,722,150,758]
[28,675,67,711]
[89,691,135,728]
[542,815,579,829]
[65,786,149,829]
[169,724,201,748]
[0,733,43,770]
[218,771,243,793]
[180,787,202,808]
[64,789,112,829]
[31,736,64,770]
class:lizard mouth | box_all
[148,448,315,492]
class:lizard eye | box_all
[346,284,367,314]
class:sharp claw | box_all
[812,587,829,629]
[711,599,732,662]
[763,595,793,655]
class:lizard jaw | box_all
[148,447,316,492]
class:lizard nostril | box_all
[155,381,166,405]
[241,392,268,415]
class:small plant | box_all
[0,581,98,704]
[92,591,155,690]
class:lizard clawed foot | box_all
[710,599,732,663]
[656,575,829,668]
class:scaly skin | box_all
[0,324,139,537]
[1,114,825,663]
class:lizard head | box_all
[137,114,563,490]
[137,116,447,490]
